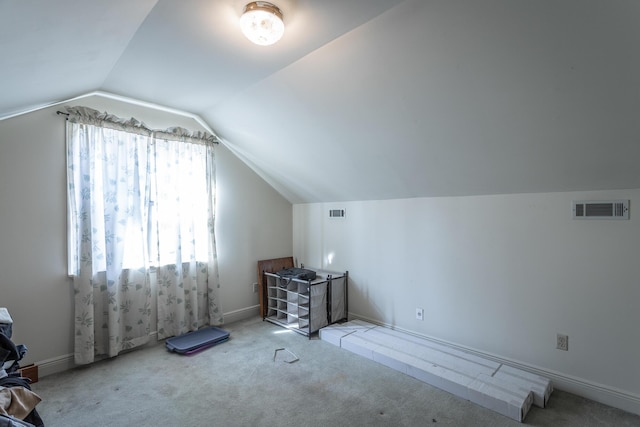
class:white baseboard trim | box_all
[37,353,75,378]
[38,332,163,378]
[222,305,260,324]
[349,312,640,416]
[37,307,261,378]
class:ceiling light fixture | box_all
[240,1,284,46]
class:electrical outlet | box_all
[252,282,258,293]
[416,308,424,321]
[556,333,568,351]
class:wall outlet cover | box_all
[556,334,568,351]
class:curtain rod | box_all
[55,109,218,144]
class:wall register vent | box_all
[329,209,345,218]
[572,200,629,220]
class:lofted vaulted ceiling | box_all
[1,0,639,203]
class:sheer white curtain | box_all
[66,107,223,365]
[152,136,222,339]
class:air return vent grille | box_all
[572,200,629,220]
[329,209,345,218]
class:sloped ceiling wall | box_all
[1,0,639,203]
[0,0,158,115]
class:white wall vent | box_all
[572,200,629,220]
[329,209,345,218]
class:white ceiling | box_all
[2,0,639,203]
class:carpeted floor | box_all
[32,317,640,426]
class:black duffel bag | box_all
[276,267,317,282]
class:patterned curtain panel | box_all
[66,107,223,365]
[152,138,222,339]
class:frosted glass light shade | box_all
[240,2,284,46]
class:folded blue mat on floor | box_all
[165,326,230,355]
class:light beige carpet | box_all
[32,317,640,426]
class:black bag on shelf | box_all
[276,267,316,282]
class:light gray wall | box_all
[294,190,640,414]
[0,95,292,370]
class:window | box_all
[66,106,222,364]
[66,120,215,274]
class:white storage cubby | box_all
[263,269,348,337]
